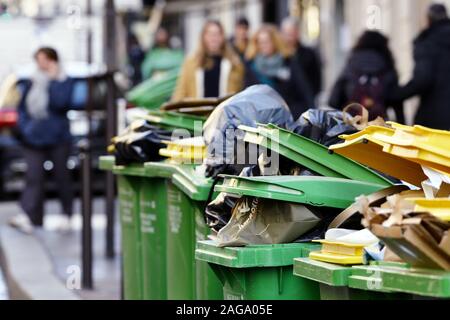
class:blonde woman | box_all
[172,20,244,101]
[245,24,315,118]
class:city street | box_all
[0,198,120,300]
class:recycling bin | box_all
[205,174,388,300]
[138,162,174,300]
[99,156,145,299]
[195,240,320,300]
[99,157,173,300]
[293,258,412,300]
[146,162,224,300]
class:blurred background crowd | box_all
[1,0,450,247]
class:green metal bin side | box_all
[164,165,223,300]
[195,241,320,300]
[215,175,387,209]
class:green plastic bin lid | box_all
[143,110,205,132]
[99,155,116,171]
[380,266,450,298]
[195,240,313,268]
[293,257,352,286]
[240,124,392,187]
[349,262,450,297]
[348,265,396,293]
[99,155,148,176]
[293,258,392,293]
[215,175,386,209]
[145,162,212,201]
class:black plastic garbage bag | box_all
[113,120,173,165]
[287,109,357,147]
[205,165,261,233]
[203,85,294,178]
[204,153,309,233]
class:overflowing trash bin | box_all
[102,80,450,301]
[153,161,223,300]
[194,174,386,300]
[99,156,146,299]
[196,241,321,300]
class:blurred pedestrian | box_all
[393,3,450,129]
[229,17,250,61]
[127,33,145,86]
[9,47,75,233]
[328,30,404,122]
[281,17,322,99]
[172,20,244,100]
[141,27,184,81]
[245,24,315,119]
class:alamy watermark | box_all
[66,265,81,290]
[169,120,281,172]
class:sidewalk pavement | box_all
[0,198,121,300]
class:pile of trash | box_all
[316,122,450,269]
[116,83,450,271]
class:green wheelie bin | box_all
[196,174,387,300]
[293,258,412,300]
[99,157,174,300]
[145,162,224,300]
[196,241,321,300]
[99,156,145,299]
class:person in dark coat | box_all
[393,3,450,130]
[229,17,250,62]
[245,24,315,119]
[328,30,404,122]
[281,17,322,100]
[9,47,76,233]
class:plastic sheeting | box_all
[203,85,294,177]
[288,109,358,147]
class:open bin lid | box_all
[141,110,205,132]
[353,122,450,175]
[240,124,392,186]
[408,198,450,222]
[329,127,428,186]
[385,122,450,158]
[215,175,387,209]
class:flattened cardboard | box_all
[371,224,450,270]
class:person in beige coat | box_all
[172,20,244,101]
